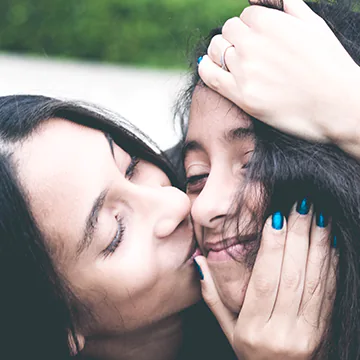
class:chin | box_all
[218,285,246,314]
[210,265,251,315]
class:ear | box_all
[68,331,85,356]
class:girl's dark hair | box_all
[175,1,360,359]
[0,94,180,360]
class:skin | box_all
[14,118,200,360]
[184,85,254,313]
[199,0,360,159]
[185,86,337,359]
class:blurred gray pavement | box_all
[0,54,187,149]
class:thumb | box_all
[194,256,236,341]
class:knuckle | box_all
[240,6,253,21]
[240,6,267,28]
[281,269,302,290]
[272,334,312,357]
[222,17,241,38]
[252,275,277,297]
[234,330,264,354]
[305,277,322,297]
[207,34,223,60]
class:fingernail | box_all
[272,211,284,230]
[197,56,203,65]
[332,235,337,248]
[316,211,329,228]
[296,197,310,215]
[194,258,204,280]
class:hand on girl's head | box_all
[198,0,360,153]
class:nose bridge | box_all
[142,164,171,188]
[192,170,234,229]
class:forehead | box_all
[186,86,252,155]
[14,118,111,257]
[187,86,251,139]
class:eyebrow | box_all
[76,189,109,258]
[74,133,116,258]
[182,125,254,161]
[182,140,204,161]
[223,126,254,143]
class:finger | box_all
[194,256,236,340]
[207,34,233,68]
[249,0,316,21]
[240,5,287,29]
[241,1,319,30]
[198,55,239,103]
[240,213,286,321]
[222,16,250,48]
[299,211,332,326]
[272,201,313,318]
[318,247,338,330]
[283,0,320,22]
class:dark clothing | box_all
[179,301,236,360]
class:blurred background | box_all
[0,0,248,149]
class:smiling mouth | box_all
[204,233,258,262]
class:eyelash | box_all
[101,138,138,258]
[185,174,208,194]
[126,155,139,180]
[186,157,252,194]
[102,215,125,258]
[107,135,139,181]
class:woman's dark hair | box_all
[0,94,181,360]
[175,0,360,359]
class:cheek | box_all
[68,256,162,332]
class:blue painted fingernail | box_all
[272,211,284,230]
[296,197,310,215]
[316,212,328,228]
[332,236,337,248]
[197,56,203,65]
[194,258,204,280]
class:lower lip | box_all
[207,243,245,262]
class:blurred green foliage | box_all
[0,0,248,68]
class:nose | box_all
[191,171,234,230]
[136,185,191,239]
[130,162,191,239]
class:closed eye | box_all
[101,215,125,258]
